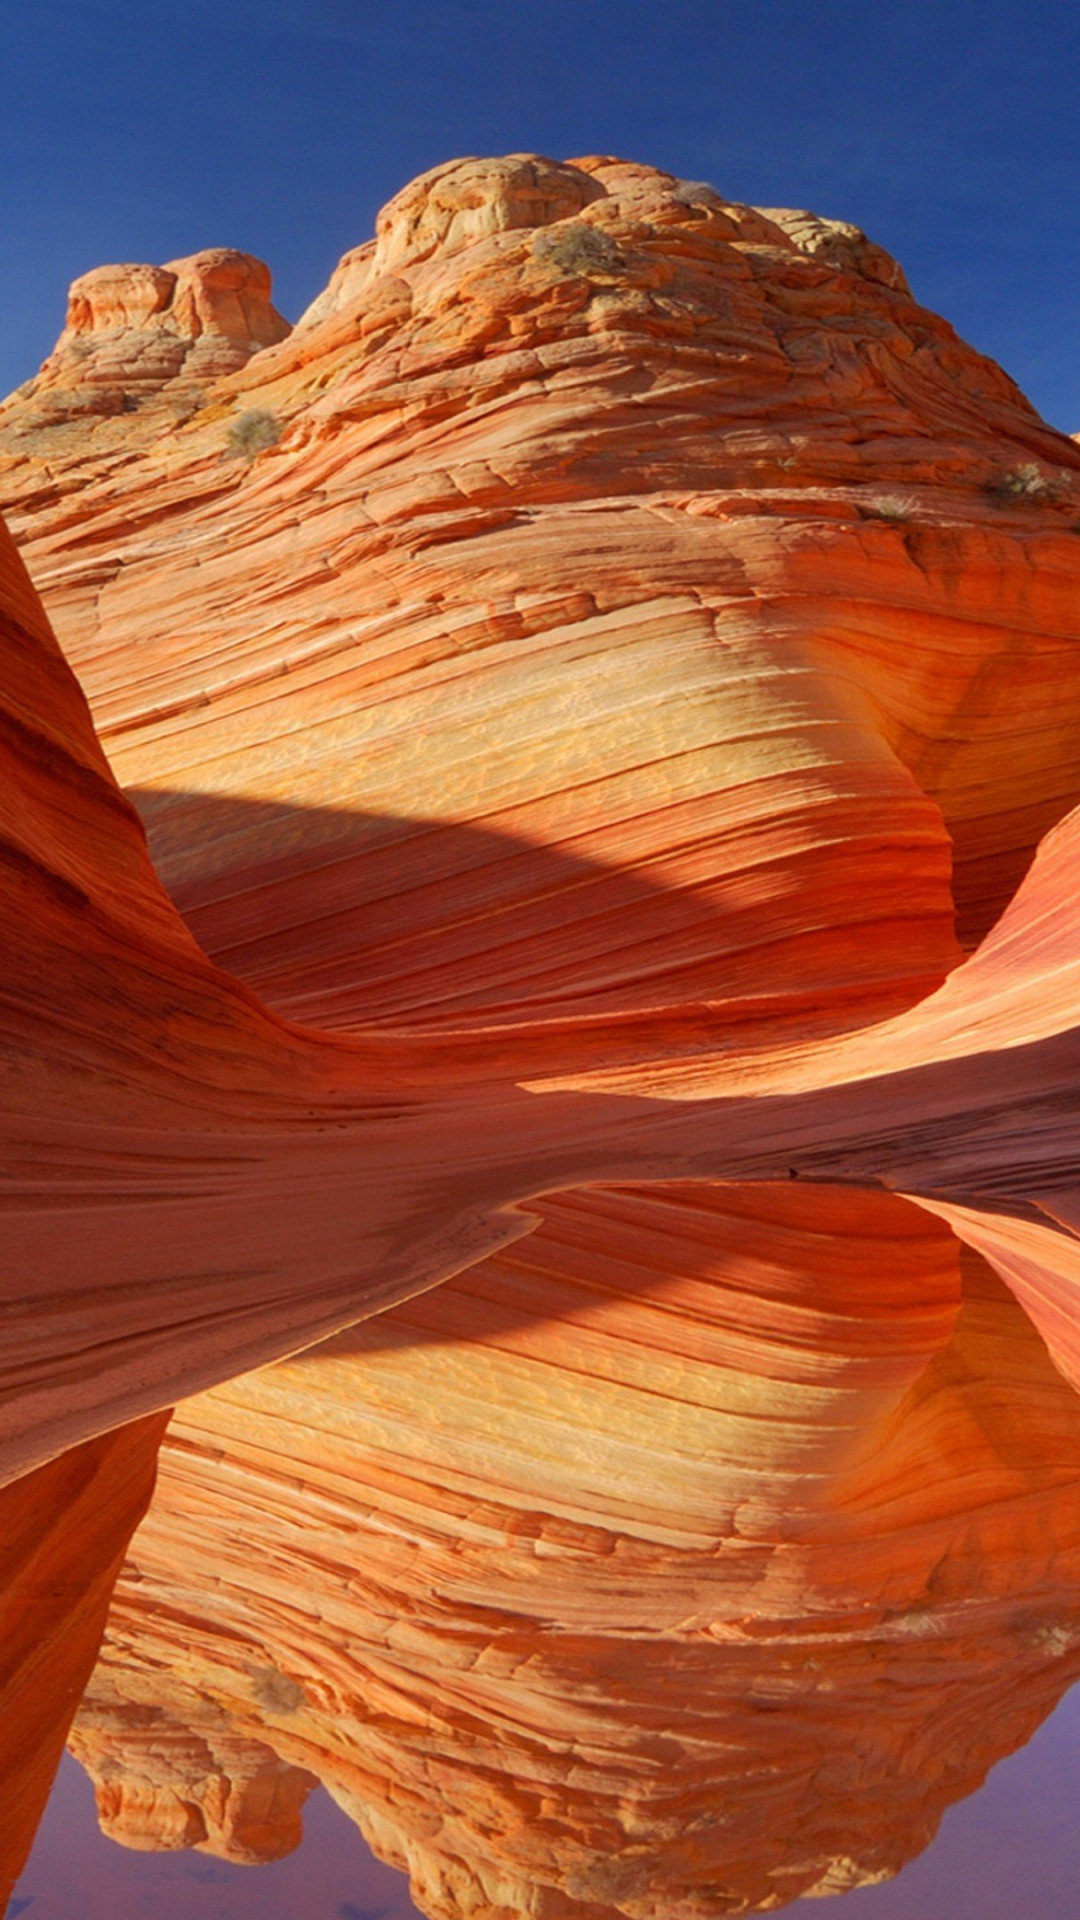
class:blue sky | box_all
[5,0,1080,426]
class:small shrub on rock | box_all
[985,461,1059,505]
[672,179,721,209]
[225,408,281,459]
[863,494,918,522]
[532,224,622,278]
[251,1663,305,1714]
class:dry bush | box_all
[225,408,281,459]
[984,461,1060,505]
[863,493,918,522]
[532,224,622,277]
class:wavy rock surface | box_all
[0,1414,168,1894]
[8,151,1080,1441]
[5,152,1080,986]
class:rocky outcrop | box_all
[4,152,1080,1014]
[68,1706,315,1862]
[1,249,288,434]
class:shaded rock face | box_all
[6,151,1080,1911]
[74,1229,1080,1916]
[0,1414,168,1896]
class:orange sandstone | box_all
[5,469,1080,1490]
[4,249,288,429]
[67,1712,316,1863]
[7,150,1080,1430]
[6,153,1080,986]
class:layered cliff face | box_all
[73,1228,1080,1916]
[8,152,1080,1435]
[0,509,538,1489]
[7,151,1080,1913]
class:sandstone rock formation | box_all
[67,1710,316,1863]
[3,249,288,432]
[6,152,1080,1911]
[0,510,527,1486]
[8,154,1080,982]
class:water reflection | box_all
[51,1184,1080,1917]
[14,1751,422,1918]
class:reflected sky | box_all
[783,1679,1080,1919]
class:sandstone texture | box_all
[68,1712,316,1863]
[5,152,1080,1912]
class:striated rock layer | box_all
[6,152,1080,1442]
[2,155,1079,1452]
[6,153,1080,1908]
[6,151,1080,995]
[68,1713,316,1863]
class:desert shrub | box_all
[984,461,1059,505]
[863,493,918,522]
[251,1664,305,1714]
[532,223,622,277]
[225,407,281,459]
[672,179,720,208]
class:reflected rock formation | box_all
[5,155,1080,1909]
[71,1225,1080,1913]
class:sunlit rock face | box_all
[8,152,1080,1422]
[5,151,1080,993]
[74,1226,1080,1916]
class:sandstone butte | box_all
[5,153,1080,1910]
